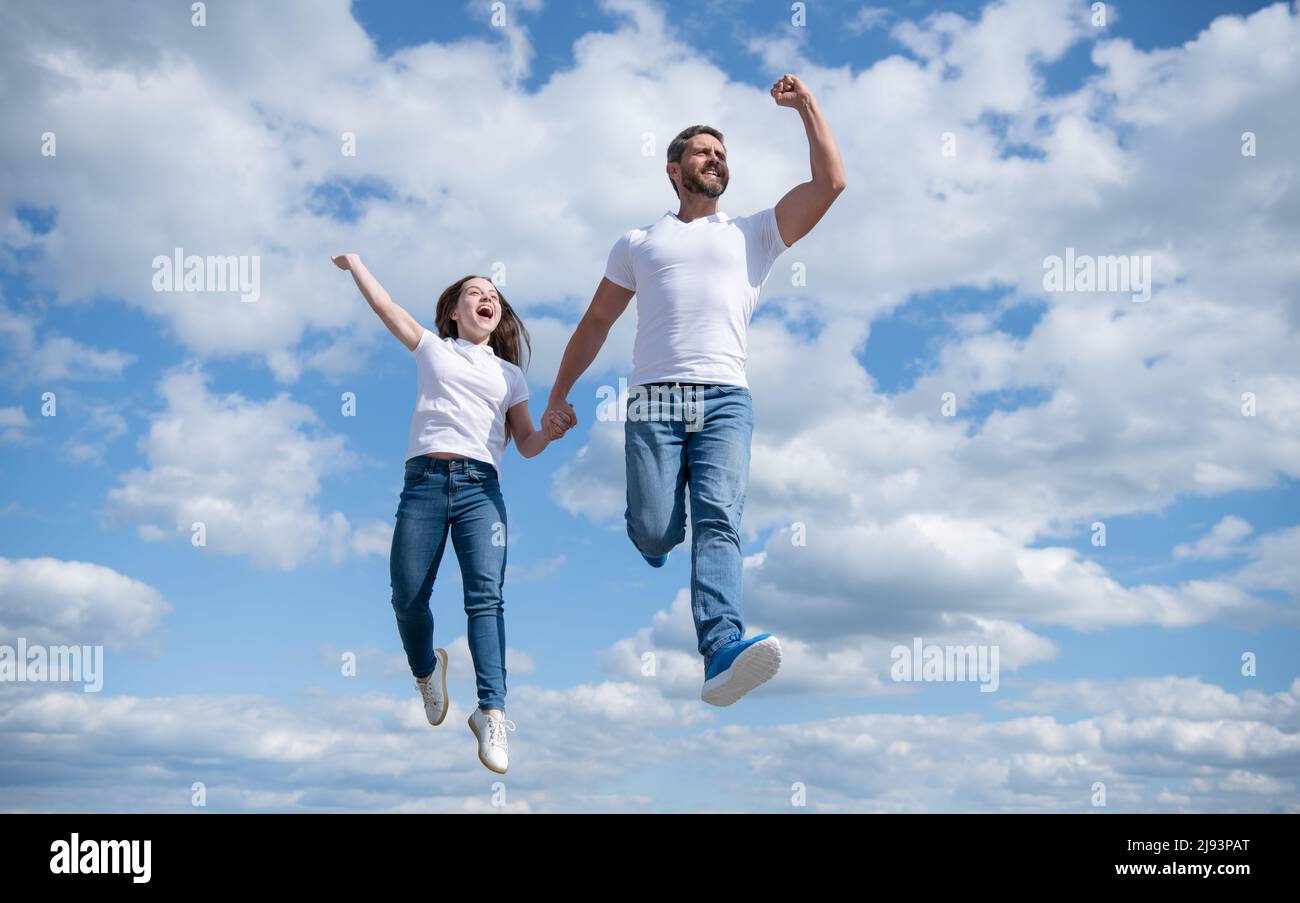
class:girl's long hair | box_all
[433,275,531,448]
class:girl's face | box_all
[451,277,501,343]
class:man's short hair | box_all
[667,125,725,198]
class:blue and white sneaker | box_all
[642,552,669,568]
[701,634,781,706]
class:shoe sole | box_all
[701,637,782,706]
[427,648,449,726]
[467,714,508,775]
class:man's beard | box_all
[681,167,727,198]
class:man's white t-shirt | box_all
[603,207,790,388]
[404,328,529,474]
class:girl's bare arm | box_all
[506,399,573,458]
[332,253,424,351]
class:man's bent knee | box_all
[626,509,684,558]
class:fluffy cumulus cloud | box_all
[0,556,171,651]
[597,586,1058,699]
[0,405,31,445]
[0,679,708,813]
[0,300,135,385]
[0,0,768,382]
[1174,515,1254,560]
[2,675,1294,812]
[104,363,389,569]
[682,677,1300,813]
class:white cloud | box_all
[846,7,892,35]
[506,554,567,583]
[2,674,1293,812]
[0,677,708,812]
[1002,676,1300,729]
[347,520,393,559]
[677,679,1300,812]
[0,405,31,445]
[597,586,1059,699]
[0,556,171,651]
[1226,524,1300,599]
[104,363,384,570]
[0,302,135,385]
[553,313,1285,646]
[62,401,129,464]
[550,418,628,522]
[0,0,1294,376]
[0,0,741,385]
[1174,516,1254,560]
[746,515,1265,634]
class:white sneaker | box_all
[467,707,516,774]
[415,648,449,726]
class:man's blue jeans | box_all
[389,456,507,712]
[624,383,752,668]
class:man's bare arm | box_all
[545,277,635,422]
[769,74,847,248]
[332,253,424,351]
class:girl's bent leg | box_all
[390,460,452,678]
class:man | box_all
[546,74,846,705]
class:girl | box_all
[332,253,574,774]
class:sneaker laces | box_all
[485,713,516,750]
[416,674,441,706]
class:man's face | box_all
[673,134,729,198]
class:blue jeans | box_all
[389,456,508,712]
[624,383,752,667]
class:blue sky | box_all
[1,0,1297,812]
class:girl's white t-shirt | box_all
[404,328,529,474]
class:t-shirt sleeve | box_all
[506,365,529,409]
[413,327,432,353]
[754,206,790,270]
[603,230,636,292]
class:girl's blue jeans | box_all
[389,455,507,712]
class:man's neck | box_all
[674,192,720,223]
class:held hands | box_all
[770,73,811,108]
[331,253,361,270]
[542,400,577,441]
